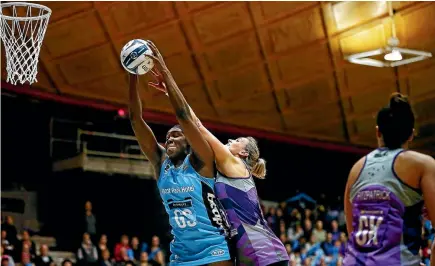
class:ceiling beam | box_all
[173,2,220,118]
[320,2,350,142]
[2,81,371,155]
[247,2,288,131]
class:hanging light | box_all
[384,49,402,61]
[346,2,431,67]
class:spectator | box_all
[2,216,18,246]
[0,246,14,266]
[62,259,73,266]
[300,247,308,262]
[321,233,334,256]
[289,249,301,266]
[130,237,141,261]
[138,252,153,266]
[124,261,135,266]
[330,220,340,242]
[338,233,347,256]
[34,244,55,266]
[148,236,164,266]
[288,223,304,242]
[305,235,317,253]
[114,235,131,262]
[84,201,97,244]
[21,249,36,266]
[1,257,10,266]
[97,234,108,262]
[422,239,432,266]
[118,247,133,264]
[77,233,98,266]
[279,233,288,246]
[288,209,302,228]
[303,219,312,240]
[19,230,37,258]
[332,239,342,263]
[20,243,35,265]
[266,207,278,233]
[337,210,346,230]
[0,231,13,257]
[100,249,113,266]
[312,220,326,243]
[286,245,296,266]
[303,209,315,222]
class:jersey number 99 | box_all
[174,209,197,228]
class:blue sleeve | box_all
[127,248,134,259]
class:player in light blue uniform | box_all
[128,66,233,265]
[158,147,232,265]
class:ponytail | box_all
[252,158,267,179]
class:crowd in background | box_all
[1,201,165,266]
[1,194,433,266]
[262,194,434,266]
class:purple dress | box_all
[215,168,289,266]
[344,148,423,266]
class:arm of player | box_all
[420,155,435,266]
[190,107,248,177]
[165,74,215,175]
[128,74,166,178]
[344,179,353,235]
[146,43,215,177]
[344,157,365,235]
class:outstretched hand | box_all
[146,41,174,96]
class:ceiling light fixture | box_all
[346,2,432,67]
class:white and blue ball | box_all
[120,39,154,75]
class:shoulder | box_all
[350,156,366,176]
[397,150,434,169]
[346,156,366,188]
[401,150,434,161]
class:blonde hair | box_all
[245,137,267,179]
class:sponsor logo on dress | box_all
[210,249,225,256]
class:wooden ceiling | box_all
[2,1,435,154]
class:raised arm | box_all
[190,108,248,177]
[163,74,214,175]
[420,155,435,266]
[146,43,214,177]
[128,74,166,178]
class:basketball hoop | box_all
[0,2,51,85]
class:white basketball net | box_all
[0,2,51,85]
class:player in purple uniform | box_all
[147,42,289,266]
[343,93,435,266]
